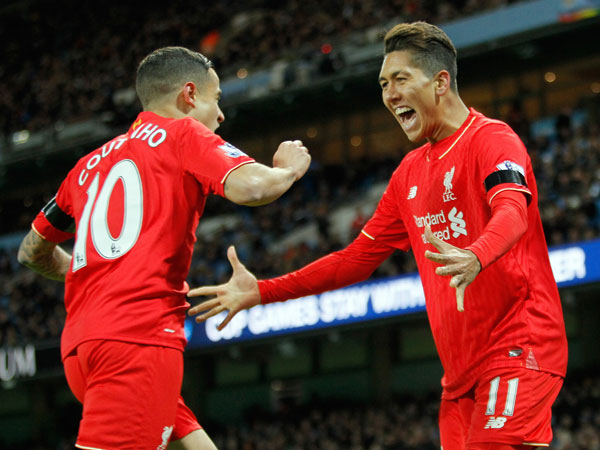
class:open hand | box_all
[423,226,481,311]
[188,246,261,330]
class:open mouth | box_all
[395,106,417,128]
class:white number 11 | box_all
[485,376,519,416]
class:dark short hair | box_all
[136,47,214,108]
[384,22,458,92]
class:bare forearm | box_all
[245,166,297,206]
[225,141,310,206]
[18,230,71,281]
[225,164,298,206]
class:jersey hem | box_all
[172,426,204,442]
[442,362,566,400]
[468,438,550,447]
[75,443,108,450]
[61,335,185,361]
[220,160,256,184]
[31,224,46,239]
[32,215,74,243]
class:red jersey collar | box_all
[425,108,480,161]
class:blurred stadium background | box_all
[1,0,600,448]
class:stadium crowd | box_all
[210,394,441,450]
[10,371,600,449]
[1,0,521,137]
[205,371,600,449]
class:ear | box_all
[182,82,197,107]
[433,70,451,96]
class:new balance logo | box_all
[484,417,507,429]
[407,186,418,200]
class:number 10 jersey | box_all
[32,112,255,360]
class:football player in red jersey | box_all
[189,23,567,449]
[18,47,311,450]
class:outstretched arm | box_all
[18,229,71,282]
[188,233,394,330]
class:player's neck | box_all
[427,96,470,145]
[145,103,188,120]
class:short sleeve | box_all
[178,119,255,197]
[473,123,532,205]
[361,174,410,251]
[32,176,76,243]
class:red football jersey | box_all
[32,112,255,360]
[362,108,567,399]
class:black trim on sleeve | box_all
[42,197,75,233]
[484,170,527,193]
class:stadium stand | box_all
[6,371,599,449]
[0,0,523,138]
[205,371,600,449]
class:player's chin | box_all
[404,130,423,143]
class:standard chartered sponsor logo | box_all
[448,207,467,238]
[414,210,446,227]
[203,278,425,343]
[417,207,467,242]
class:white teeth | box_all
[395,106,413,115]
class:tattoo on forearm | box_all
[18,231,71,282]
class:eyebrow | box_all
[378,70,409,83]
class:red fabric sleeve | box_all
[258,233,395,304]
[178,118,254,197]
[31,180,76,244]
[32,213,74,243]
[466,190,528,270]
[471,122,532,204]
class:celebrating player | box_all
[18,46,311,450]
[188,23,567,449]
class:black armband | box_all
[42,197,75,233]
[484,170,527,193]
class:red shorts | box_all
[64,340,200,450]
[172,396,203,441]
[439,368,563,448]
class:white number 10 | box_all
[72,159,143,272]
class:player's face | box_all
[379,50,442,143]
[192,68,225,132]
